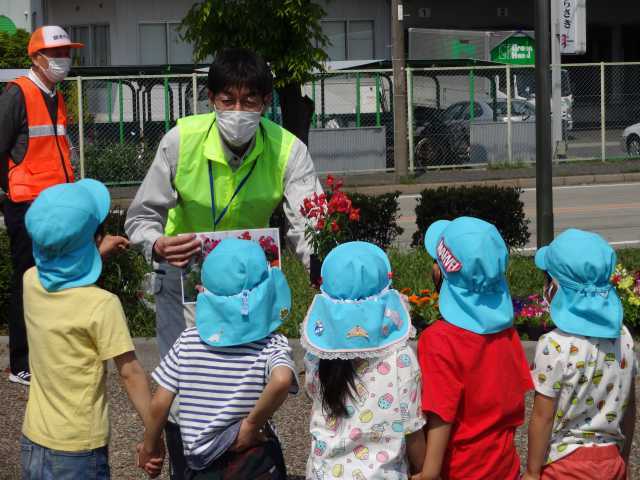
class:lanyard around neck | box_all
[206,118,260,230]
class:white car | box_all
[622,122,640,156]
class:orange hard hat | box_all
[28,26,84,56]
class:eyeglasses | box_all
[214,94,264,112]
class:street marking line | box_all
[523,202,640,215]
[518,240,640,252]
[400,183,640,199]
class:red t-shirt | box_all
[418,320,533,480]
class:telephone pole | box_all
[535,0,555,247]
[391,0,408,178]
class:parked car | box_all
[414,100,535,167]
[622,122,640,156]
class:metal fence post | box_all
[76,76,85,179]
[375,73,381,127]
[118,79,124,144]
[407,68,414,173]
[601,62,606,162]
[192,73,198,115]
[506,65,512,164]
[164,76,170,132]
[355,72,361,128]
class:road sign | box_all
[559,0,587,54]
[490,34,535,65]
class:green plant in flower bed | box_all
[412,185,530,250]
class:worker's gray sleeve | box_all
[282,139,323,268]
[124,126,180,262]
[0,85,26,163]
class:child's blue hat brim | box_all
[424,217,514,334]
[301,241,411,359]
[535,230,623,339]
[26,179,110,292]
[301,289,411,359]
[195,238,291,347]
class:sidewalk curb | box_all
[0,336,538,370]
[344,171,640,196]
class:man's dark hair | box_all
[207,48,273,97]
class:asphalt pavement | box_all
[395,181,640,250]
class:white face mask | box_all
[215,109,262,148]
[40,55,72,83]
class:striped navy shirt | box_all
[152,328,298,469]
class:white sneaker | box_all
[8,370,31,386]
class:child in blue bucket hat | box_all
[525,229,637,480]
[21,179,154,480]
[414,217,533,480]
[301,241,426,480]
[140,238,298,479]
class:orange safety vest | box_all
[7,76,74,203]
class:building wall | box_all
[44,0,640,66]
[0,0,43,32]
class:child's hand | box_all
[136,441,165,478]
[230,418,268,452]
[99,234,129,258]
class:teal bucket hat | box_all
[424,216,514,334]
[301,241,411,359]
[535,229,622,339]
[25,179,110,292]
[195,238,291,347]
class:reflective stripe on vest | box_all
[7,76,74,203]
[164,113,295,236]
[28,124,67,138]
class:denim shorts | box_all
[21,436,110,480]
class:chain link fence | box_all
[407,62,640,171]
[2,62,640,183]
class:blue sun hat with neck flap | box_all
[195,238,291,347]
[424,216,514,334]
[25,179,111,292]
[301,241,411,359]
[535,228,622,339]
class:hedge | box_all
[412,185,530,249]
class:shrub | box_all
[411,185,530,249]
[349,191,404,250]
[98,209,155,336]
[0,29,30,69]
[84,142,154,185]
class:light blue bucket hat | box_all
[424,216,514,334]
[25,179,110,292]
[535,229,622,339]
[195,238,291,347]
[301,241,411,359]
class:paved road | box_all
[396,182,640,250]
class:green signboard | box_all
[0,15,17,35]
[451,39,477,59]
[490,35,535,65]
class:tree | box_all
[0,29,30,69]
[180,0,328,146]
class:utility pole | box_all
[535,0,555,247]
[550,0,564,157]
[391,0,408,178]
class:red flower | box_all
[326,175,334,188]
[331,220,340,233]
[316,218,325,230]
[239,231,251,240]
[349,208,360,222]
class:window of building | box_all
[138,22,194,65]
[321,20,375,61]
[64,24,110,66]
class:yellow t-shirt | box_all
[22,267,135,451]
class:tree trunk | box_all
[276,83,314,146]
